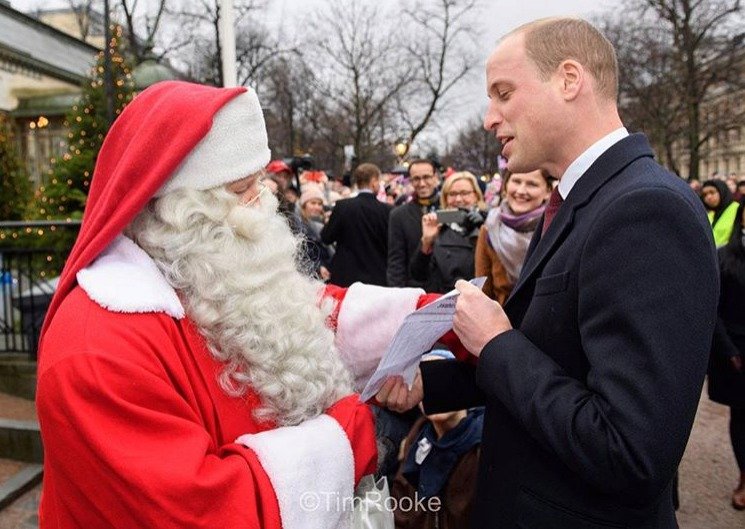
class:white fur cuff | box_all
[335,283,423,391]
[236,415,354,529]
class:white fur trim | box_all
[236,414,354,529]
[155,89,271,197]
[77,235,185,318]
[336,283,423,391]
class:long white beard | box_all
[126,187,352,426]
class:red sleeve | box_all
[322,283,347,331]
[416,293,476,365]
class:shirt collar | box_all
[558,127,629,199]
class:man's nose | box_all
[483,102,502,131]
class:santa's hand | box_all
[375,369,423,413]
[325,395,377,486]
[454,279,512,357]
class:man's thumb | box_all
[455,279,476,293]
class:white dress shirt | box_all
[557,127,629,199]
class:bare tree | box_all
[165,0,266,86]
[118,0,167,63]
[600,16,686,174]
[396,0,481,147]
[443,116,501,176]
[262,53,324,158]
[67,0,95,41]
[604,0,744,179]
[302,0,413,168]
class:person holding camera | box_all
[409,172,486,293]
[474,169,552,303]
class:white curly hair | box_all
[126,187,352,426]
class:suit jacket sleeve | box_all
[387,209,408,287]
[476,187,718,502]
[320,204,341,244]
[421,360,485,413]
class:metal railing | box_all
[0,220,81,360]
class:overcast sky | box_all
[10,0,612,148]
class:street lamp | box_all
[394,141,409,160]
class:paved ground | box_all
[0,394,35,422]
[0,390,743,528]
[677,390,744,528]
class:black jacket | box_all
[409,225,476,293]
[387,199,438,288]
[421,134,718,529]
[708,243,745,408]
[320,192,391,287]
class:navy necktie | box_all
[542,188,564,235]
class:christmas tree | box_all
[35,24,135,221]
[0,113,32,220]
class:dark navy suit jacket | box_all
[321,192,391,287]
[421,134,719,529]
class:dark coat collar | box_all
[506,133,655,306]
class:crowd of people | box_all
[33,15,744,529]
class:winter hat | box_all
[40,81,259,342]
[267,159,292,174]
[299,184,325,208]
[423,350,456,361]
[155,88,270,196]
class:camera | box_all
[436,209,467,225]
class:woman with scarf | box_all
[702,179,741,247]
[391,351,484,529]
[708,201,745,510]
[475,169,553,303]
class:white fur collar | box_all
[77,235,185,319]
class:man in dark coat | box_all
[321,163,392,286]
[386,159,440,287]
[377,17,718,529]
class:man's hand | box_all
[375,369,423,413]
[454,279,512,357]
[420,213,440,254]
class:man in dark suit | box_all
[321,163,392,286]
[377,17,718,529]
[387,159,441,288]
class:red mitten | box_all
[326,394,377,486]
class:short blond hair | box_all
[509,17,619,101]
[441,171,486,210]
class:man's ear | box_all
[557,59,583,101]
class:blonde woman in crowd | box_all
[410,172,486,293]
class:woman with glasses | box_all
[409,172,486,293]
[475,169,552,303]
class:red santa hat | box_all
[40,81,270,342]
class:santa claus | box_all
[36,81,437,528]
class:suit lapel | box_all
[506,134,655,309]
